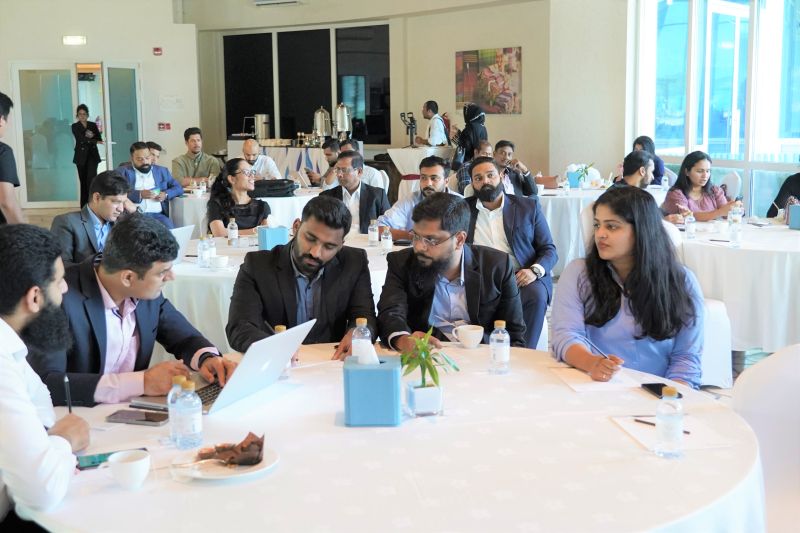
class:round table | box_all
[171,189,321,239]
[538,187,667,276]
[387,147,454,202]
[680,222,800,352]
[158,234,391,355]
[24,345,764,532]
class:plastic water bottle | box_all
[167,375,187,444]
[206,234,217,257]
[563,180,571,196]
[685,213,696,240]
[351,317,373,363]
[729,205,743,248]
[368,220,379,247]
[489,320,510,374]
[174,381,203,450]
[381,226,393,255]
[227,218,239,246]
[197,235,210,268]
[654,386,684,459]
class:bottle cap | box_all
[494,320,506,328]
[181,381,196,392]
[229,218,236,223]
[662,386,678,398]
[172,375,187,386]
[200,234,205,240]
[356,317,367,327]
[275,325,287,333]
[370,219,377,224]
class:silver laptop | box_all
[170,225,195,264]
[290,169,311,188]
[130,319,316,414]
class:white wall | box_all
[0,0,199,205]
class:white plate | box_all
[170,448,279,480]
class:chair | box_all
[378,170,390,193]
[536,315,549,352]
[447,172,460,193]
[664,167,678,187]
[721,171,742,201]
[463,184,474,198]
[732,345,800,531]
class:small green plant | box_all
[576,162,595,182]
[400,328,460,388]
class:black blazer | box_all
[320,182,390,234]
[226,243,377,352]
[466,195,558,301]
[71,121,102,165]
[504,167,538,197]
[50,205,103,265]
[28,257,215,407]
[377,244,526,347]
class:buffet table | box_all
[24,345,764,532]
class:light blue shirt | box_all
[377,189,463,231]
[551,259,704,387]
[427,248,469,339]
[290,254,324,325]
[87,208,112,251]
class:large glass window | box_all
[653,0,690,154]
[278,29,332,137]
[223,33,274,138]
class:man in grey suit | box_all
[50,171,132,264]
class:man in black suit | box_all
[50,171,133,265]
[378,193,525,353]
[29,214,236,407]
[467,156,557,349]
[320,150,390,234]
[227,195,377,361]
[494,140,538,197]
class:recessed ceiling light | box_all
[62,36,87,46]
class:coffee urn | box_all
[334,103,352,141]
[254,114,270,140]
[313,106,332,143]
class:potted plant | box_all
[400,328,460,416]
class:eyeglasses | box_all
[333,167,356,175]
[235,169,256,177]
[410,231,455,248]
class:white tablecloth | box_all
[171,189,320,239]
[159,234,390,354]
[25,346,764,532]
[539,187,667,276]
[388,147,454,202]
[680,222,800,351]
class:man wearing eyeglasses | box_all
[377,192,526,353]
[466,156,557,349]
[377,156,461,240]
[320,150,390,234]
[120,142,184,229]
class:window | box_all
[223,33,274,138]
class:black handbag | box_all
[451,144,466,172]
[249,179,299,198]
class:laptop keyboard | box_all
[197,382,222,406]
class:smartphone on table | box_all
[641,383,683,399]
[76,447,148,470]
[105,409,169,426]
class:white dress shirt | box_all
[250,154,281,180]
[0,319,75,520]
[342,185,361,231]
[427,114,447,146]
[360,165,385,191]
[134,169,162,213]
[473,195,521,269]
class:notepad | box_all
[611,416,732,451]
[551,367,640,392]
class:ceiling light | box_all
[62,36,87,46]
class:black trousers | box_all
[1,508,48,532]
[75,159,98,207]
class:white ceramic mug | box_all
[105,450,151,490]
[210,255,229,268]
[452,324,484,349]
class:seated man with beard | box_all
[0,225,90,526]
[29,214,237,407]
[377,156,462,241]
[377,192,526,352]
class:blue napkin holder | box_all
[789,205,800,230]
[258,226,289,250]
[566,171,582,188]
[343,356,402,427]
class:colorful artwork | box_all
[456,47,522,114]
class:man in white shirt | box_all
[0,224,90,527]
[319,151,390,234]
[415,100,448,146]
[305,139,340,189]
[338,139,387,192]
[242,138,281,180]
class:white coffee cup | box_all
[191,188,204,198]
[105,450,151,490]
[452,324,484,349]
[210,255,229,268]
[536,184,545,196]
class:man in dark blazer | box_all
[466,156,557,349]
[227,196,377,361]
[320,150,390,234]
[50,170,133,265]
[494,140,538,197]
[378,193,525,353]
[119,142,184,228]
[29,214,236,407]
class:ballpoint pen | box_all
[64,375,73,413]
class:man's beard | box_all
[414,250,452,275]
[20,297,72,353]
[291,240,324,277]
[476,183,502,202]
[421,186,439,197]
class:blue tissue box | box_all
[343,356,402,427]
[258,226,289,250]
[566,171,582,188]
[789,205,800,230]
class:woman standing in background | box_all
[71,104,102,206]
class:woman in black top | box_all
[71,104,102,206]
[452,102,488,170]
[207,157,270,236]
[767,172,800,217]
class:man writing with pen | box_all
[29,214,238,407]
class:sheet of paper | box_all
[611,416,733,451]
[551,367,640,392]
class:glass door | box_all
[103,63,142,168]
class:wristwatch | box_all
[530,264,545,279]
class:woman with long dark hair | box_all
[71,104,102,206]
[452,102,488,169]
[552,186,704,387]
[662,151,734,221]
[207,158,270,237]
[632,135,665,186]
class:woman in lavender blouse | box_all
[661,151,735,221]
[552,186,704,387]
